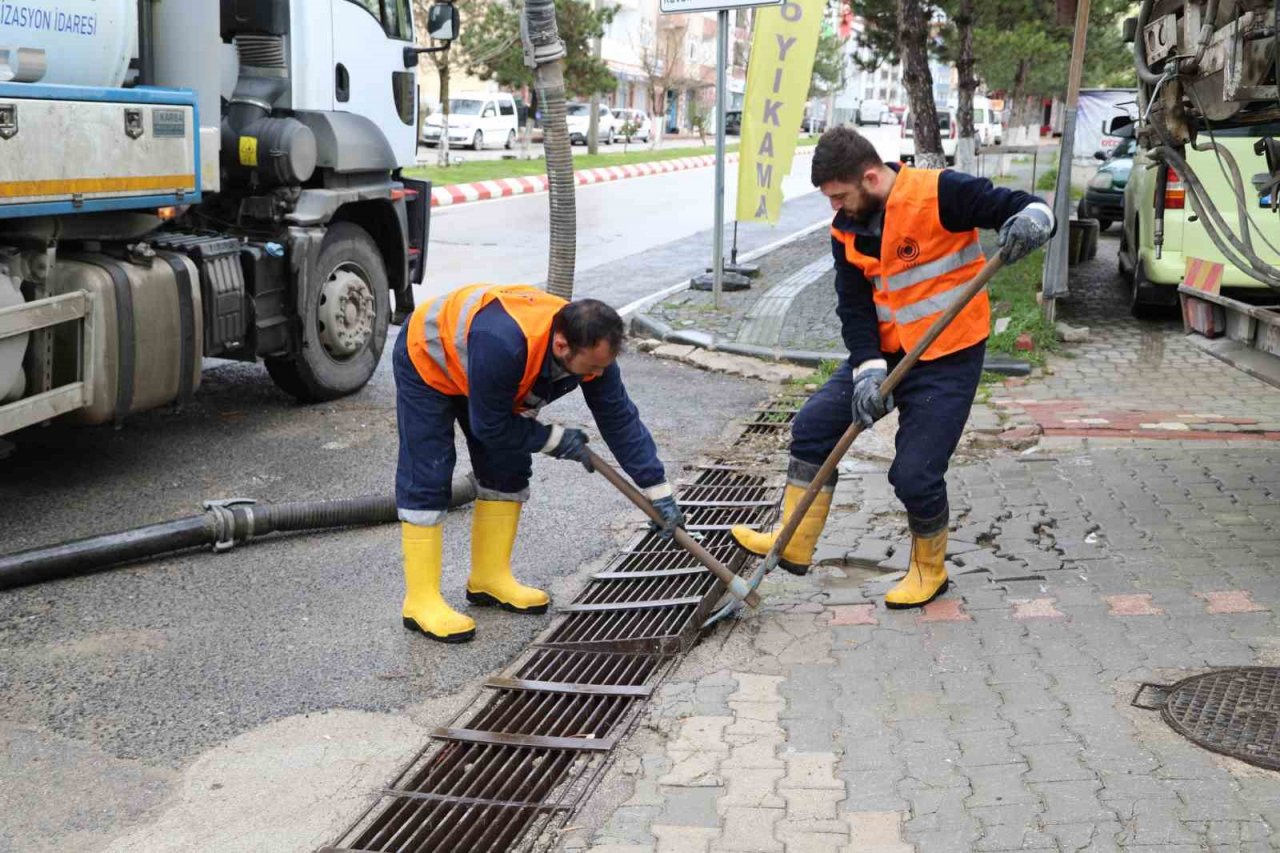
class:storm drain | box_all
[1133,667,1280,771]
[325,448,786,852]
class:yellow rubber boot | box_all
[731,484,833,576]
[466,500,550,614]
[884,528,950,609]
[401,522,476,643]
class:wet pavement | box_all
[566,231,1280,852]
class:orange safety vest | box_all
[407,284,567,410]
[832,166,989,360]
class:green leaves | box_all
[461,0,619,98]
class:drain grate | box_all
[1133,667,1280,771]
[326,464,783,852]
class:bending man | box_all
[395,285,683,642]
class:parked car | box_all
[899,108,957,165]
[972,98,1002,146]
[1077,134,1136,232]
[725,109,742,136]
[856,99,888,126]
[613,108,653,143]
[1120,119,1280,317]
[566,103,620,145]
[422,91,519,150]
[802,116,827,133]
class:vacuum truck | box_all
[0,0,459,446]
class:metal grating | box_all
[1133,667,1280,771]
[326,460,784,852]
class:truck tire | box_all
[1129,260,1163,320]
[266,222,390,402]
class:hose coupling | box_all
[203,498,257,552]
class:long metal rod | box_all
[713,8,729,308]
[584,449,761,607]
[760,257,1006,576]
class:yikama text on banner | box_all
[736,0,823,224]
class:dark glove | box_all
[997,205,1053,264]
[851,364,894,428]
[545,427,594,473]
[649,494,686,540]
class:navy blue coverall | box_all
[394,300,667,524]
[792,168,1044,532]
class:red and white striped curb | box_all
[429,146,816,208]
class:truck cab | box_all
[0,0,456,443]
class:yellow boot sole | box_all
[465,588,549,615]
[883,578,950,610]
[401,616,476,643]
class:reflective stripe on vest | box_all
[883,242,983,292]
[407,284,568,408]
[894,278,986,324]
[418,286,490,380]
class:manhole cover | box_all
[1133,667,1280,771]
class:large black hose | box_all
[0,475,478,591]
[521,0,576,298]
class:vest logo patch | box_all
[896,237,921,264]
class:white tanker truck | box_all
[0,0,458,446]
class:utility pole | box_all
[588,0,603,154]
[1041,0,1091,321]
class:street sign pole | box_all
[712,8,728,308]
[663,0,779,301]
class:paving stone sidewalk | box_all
[562,235,1280,852]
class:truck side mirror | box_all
[405,2,462,65]
[1122,16,1137,44]
[1107,115,1134,136]
[427,2,460,41]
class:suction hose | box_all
[0,475,478,591]
[522,0,577,298]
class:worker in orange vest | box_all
[394,286,683,642]
[733,127,1053,608]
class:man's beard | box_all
[847,196,884,224]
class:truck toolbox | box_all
[52,253,202,425]
[0,83,200,218]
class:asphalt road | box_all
[417,124,905,303]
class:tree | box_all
[898,0,944,167]
[937,0,977,172]
[413,0,482,167]
[809,29,846,99]
[634,19,691,149]
[464,0,618,99]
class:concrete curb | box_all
[429,146,816,208]
[617,216,834,322]
[631,312,843,368]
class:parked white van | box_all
[422,92,520,150]
[900,108,958,165]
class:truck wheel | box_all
[266,222,390,402]
[1130,260,1162,320]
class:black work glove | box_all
[850,363,894,428]
[997,205,1053,264]
[544,427,594,473]
[649,494,686,540]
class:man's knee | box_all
[473,451,533,502]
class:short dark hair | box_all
[810,127,882,187]
[554,298,625,354]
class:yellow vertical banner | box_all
[736,0,824,223]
